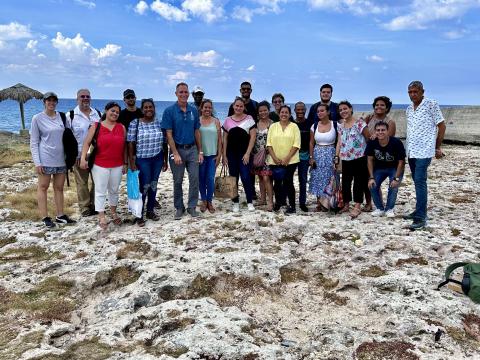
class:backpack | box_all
[437,262,480,303]
[59,112,78,186]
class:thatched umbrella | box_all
[0,83,43,130]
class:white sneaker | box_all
[232,203,240,212]
[385,209,395,218]
[247,203,255,211]
[371,209,385,217]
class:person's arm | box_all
[80,123,97,169]
[435,121,446,158]
[166,130,182,165]
[362,124,370,140]
[243,128,256,165]
[367,155,376,189]
[390,159,405,188]
[334,130,341,169]
[388,120,396,137]
[215,119,222,167]
[266,146,280,165]
[282,146,299,166]
[29,116,43,174]
[309,129,315,166]
[222,129,228,166]
[195,128,204,163]
[122,124,128,174]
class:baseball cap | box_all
[43,91,58,101]
[192,86,204,94]
[123,89,136,98]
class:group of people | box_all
[29,80,445,231]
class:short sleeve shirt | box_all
[365,137,406,169]
[266,122,301,165]
[338,119,367,161]
[127,118,164,159]
[222,115,256,156]
[161,102,200,145]
[406,98,444,159]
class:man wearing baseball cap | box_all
[191,86,205,111]
[118,89,143,129]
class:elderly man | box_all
[307,83,340,124]
[404,81,446,230]
[69,89,101,217]
[162,82,203,220]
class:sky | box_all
[0,0,479,105]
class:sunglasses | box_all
[240,88,252,91]
[79,95,91,99]
[124,95,135,100]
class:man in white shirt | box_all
[404,81,446,230]
[70,88,101,216]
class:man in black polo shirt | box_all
[366,121,405,218]
[118,89,143,130]
[228,81,258,119]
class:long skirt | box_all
[309,144,335,198]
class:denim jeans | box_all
[408,157,432,222]
[297,159,309,206]
[169,147,199,210]
[136,152,164,216]
[370,167,402,211]
[199,155,216,202]
[227,152,254,203]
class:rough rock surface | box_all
[1,145,479,359]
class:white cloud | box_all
[167,71,190,84]
[181,0,224,23]
[74,0,96,9]
[232,6,254,22]
[443,29,468,39]
[51,32,121,65]
[308,0,386,15]
[366,54,384,62]
[124,53,153,62]
[134,0,149,15]
[232,0,287,22]
[353,66,360,72]
[384,0,480,31]
[26,39,38,53]
[246,65,255,71]
[151,0,189,22]
[0,22,32,40]
[173,50,220,67]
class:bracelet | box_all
[369,177,374,180]
[199,151,204,155]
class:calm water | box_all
[0,98,464,133]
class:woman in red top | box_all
[80,102,127,229]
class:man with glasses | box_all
[307,83,340,124]
[162,82,203,220]
[228,81,258,119]
[118,89,143,129]
[69,89,101,216]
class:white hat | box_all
[192,86,204,94]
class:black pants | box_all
[342,156,368,204]
[271,164,297,208]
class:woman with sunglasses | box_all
[80,101,127,230]
[127,99,168,226]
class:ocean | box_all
[0,99,464,133]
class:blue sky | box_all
[0,0,479,104]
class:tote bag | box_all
[214,165,238,199]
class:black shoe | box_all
[300,204,309,212]
[285,206,296,214]
[146,211,159,221]
[81,208,97,217]
[55,215,76,224]
[42,217,56,228]
[409,221,426,231]
[154,200,161,209]
[273,204,282,212]
[403,212,416,220]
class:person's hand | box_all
[162,162,168,172]
[215,155,221,167]
[173,152,182,165]
[75,158,80,167]
[222,156,228,166]
[80,158,88,170]
[129,160,137,171]
[435,148,444,159]
[122,164,127,175]
[198,153,204,164]
[36,166,44,175]
[309,158,314,166]
[273,157,281,165]
[390,179,400,188]
[242,152,250,165]
[368,178,376,189]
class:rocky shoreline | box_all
[1,143,480,359]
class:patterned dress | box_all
[252,127,272,176]
[309,122,336,198]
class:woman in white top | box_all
[309,103,337,211]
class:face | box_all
[375,125,388,140]
[339,104,352,119]
[44,97,57,111]
[279,107,291,121]
[294,104,306,119]
[272,97,284,112]
[124,94,136,107]
[142,102,155,119]
[201,102,212,117]
[240,84,252,99]
[317,105,328,120]
[233,100,245,115]
[77,90,91,110]
[374,100,387,116]
[106,106,120,122]
[320,88,332,103]
[408,86,424,104]
[175,85,189,104]
[258,105,269,120]
[193,92,204,104]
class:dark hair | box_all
[317,103,330,112]
[320,83,333,92]
[101,101,121,120]
[272,93,285,103]
[279,105,291,115]
[200,99,213,113]
[338,100,353,110]
[240,81,252,88]
[176,82,188,90]
[374,121,389,130]
[408,80,424,90]
[294,101,306,109]
[372,96,392,114]
[257,100,271,114]
[141,98,155,108]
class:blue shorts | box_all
[42,166,67,175]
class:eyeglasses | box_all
[124,95,135,100]
[273,100,283,104]
[79,95,91,99]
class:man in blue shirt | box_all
[307,83,340,124]
[162,82,204,219]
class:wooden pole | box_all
[20,101,26,130]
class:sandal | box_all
[362,204,373,212]
[112,216,123,226]
[350,207,362,219]
[207,202,216,213]
[200,201,207,213]
[136,218,145,227]
[339,205,350,214]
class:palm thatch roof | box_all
[0,83,43,103]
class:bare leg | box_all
[263,175,273,211]
[52,173,66,216]
[37,174,51,218]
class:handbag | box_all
[214,165,238,199]
[87,122,101,170]
[127,169,143,218]
[252,147,266,168]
